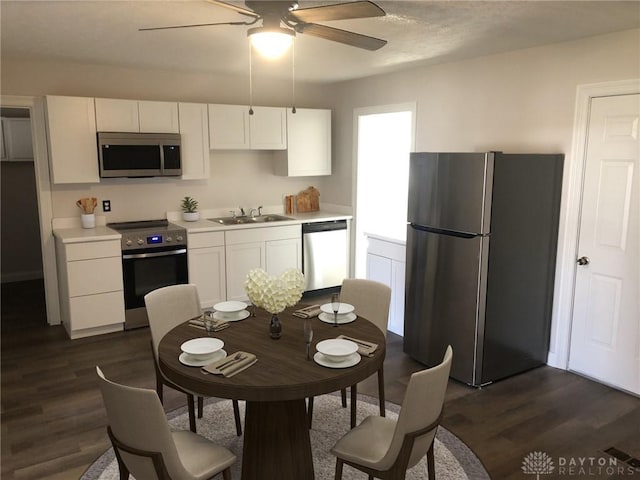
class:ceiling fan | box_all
[140,0,387,52]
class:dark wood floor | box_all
[2,281,639,479]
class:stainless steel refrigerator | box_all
[404,152,564,387]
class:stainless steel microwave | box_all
[97,132,182,178]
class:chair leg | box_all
[233,400,242,436]
[341,388,347,408]
[427,441,435,480]
[350,384,357,429]
[155,373,163,404]
[222,466,232,480]
[377,367,386,417]
[197,396,204,418]
[335,458,344,480]
[307,397,314,429]
[113,446,130,480]
[187,394,196,433]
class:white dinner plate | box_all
[179,349,227,367]
[320,303,355,315]
[313,351,361,369]
[213,310,250,322]
[318,312,357,325]
[213,301,248,313]
[180,337,224,358]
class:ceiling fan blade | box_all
[297,23,387,51]
[204,0,260,18]
[139,20,255,32]
[289,1,385,23]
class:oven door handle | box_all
[122,248,187,260]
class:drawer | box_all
[65,240,121,261]
[225,225,301,245]
[70,291,125,329]
[188,231,225,249]
[67,257,123,296]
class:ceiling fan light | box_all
[248,27,295,59]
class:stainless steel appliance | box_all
[108,219,188,329]
[404,152,564,386]
[302,220,348,292]
[97,132,181,178]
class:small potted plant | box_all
[181,196,200,221]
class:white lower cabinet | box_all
[188,231,226,308]
[226,242,265,301]
[225,225,301,301]
[366,235,406,336]
[56,238,125,339]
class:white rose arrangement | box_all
[245,268,305,315]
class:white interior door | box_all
[569,94,640,395]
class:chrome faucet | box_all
[248,208,258,218]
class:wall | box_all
[0,59,335,220]
[322,28,640,365]
[324,28,640,206]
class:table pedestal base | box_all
[242,399,314,480]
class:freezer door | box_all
[408,152,494,234]
[403,225,489,385]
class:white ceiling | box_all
[2,1,639,84]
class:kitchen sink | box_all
[208,214,294,225]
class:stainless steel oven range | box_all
[108,219,188,330]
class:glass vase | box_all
[269,314,282,339]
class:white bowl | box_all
[316,339,358,362]
[213,301,248,313]
[320,303,355,315]
[180,337,224,360]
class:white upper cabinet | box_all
[249,106,287,150]
[1,118,34,161]
[95,98,179,133]
[178,102,210,180]
[208,104,286,150]
[95,98,139,132]
[274,108,331,176]
[45,95,100,184]
[139,101,180,133]
[208,104,249,149]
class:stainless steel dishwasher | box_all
[302,220,348,291]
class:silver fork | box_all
[215,352,243,370]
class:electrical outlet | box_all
[102,200,111,212]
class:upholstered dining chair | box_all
[145,284,242,436]
[96,366,236,480]
[308,278,391,429]
[331,345,453,480]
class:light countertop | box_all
[53,211,352,242]
[53,226,121,244]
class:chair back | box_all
[145,284,201,362]
[96,366,187,479]
[380,345,453,470]
[340,278,391,338]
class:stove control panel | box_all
[118,226,187,252]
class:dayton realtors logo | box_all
[522,451,640,477]
[522,451,555,479]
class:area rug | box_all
[82,394,489,479]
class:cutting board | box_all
[296,187,320,213]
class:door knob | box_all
[577,256,590,266]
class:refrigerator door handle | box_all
[409,223,483,239]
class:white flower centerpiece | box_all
[245,268,305,339]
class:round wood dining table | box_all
[158,306,386,480]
